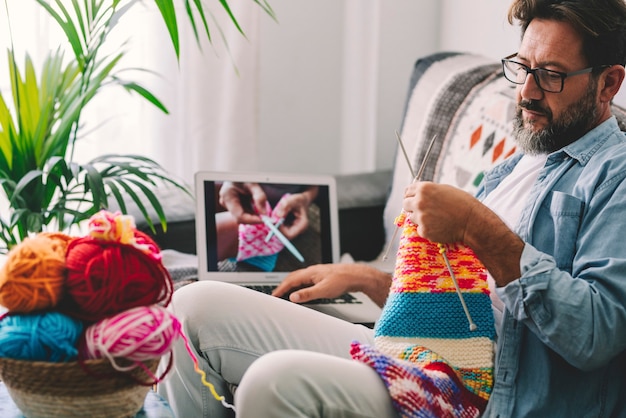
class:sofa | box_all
[131,52,626,268]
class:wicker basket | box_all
[0,356,160,418]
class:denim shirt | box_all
[478,117,626,417]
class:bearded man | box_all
[158,0,626,416]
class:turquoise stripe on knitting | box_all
[231,253,279,272]
[375,292,495,340]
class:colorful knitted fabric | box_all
[350,342,483,418]
[351,212,495,417]
[235,196,290,271]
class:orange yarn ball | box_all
[0,232,73,313]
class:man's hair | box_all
[507,0,626,67]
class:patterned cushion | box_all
[435,73,516,192]
[380,53,514,264]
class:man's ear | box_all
[599,65,626,103]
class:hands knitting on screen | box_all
[271,187,318,240]
[218,182,318,240]
[218,182,268,225]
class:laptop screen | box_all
[194,172,340,283]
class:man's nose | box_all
[519,72,544,101]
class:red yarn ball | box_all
[63,231,173,322]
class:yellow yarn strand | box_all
[194,362,236,411]
[181,330,236,412]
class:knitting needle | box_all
[439,244,478,331]
[265,218,284,242]
[408,131,437,183]
[261,215,305,262]
[396,130,417,179]
[388,131,477,331]
[382,132,437,261]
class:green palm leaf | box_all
[0,0,275,252]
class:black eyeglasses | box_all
[501,53,609,93]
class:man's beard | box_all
[513,80,599,155]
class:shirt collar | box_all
[551,116,621,166]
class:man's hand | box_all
[403,181,524,287]
[273,263,392,308]
[218,182,268,224]
[402,182,477,244]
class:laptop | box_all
[194,171,381,326]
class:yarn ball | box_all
[0,311,84,362]
[88,210,137,246]
[0,232,73,313]
[63,231,173,322]
[81,305,181,368]
[87,210,161,260]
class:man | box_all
[157,0,626,416]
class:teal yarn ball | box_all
[0,311,84,362]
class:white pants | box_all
[156,281,398,418]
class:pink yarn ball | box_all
[81,305,181,364]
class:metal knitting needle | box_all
[396,130,418,179]
[438,243,478,331]
[407,130,437,182]
[386,131,477,331]
[382,132,437,260]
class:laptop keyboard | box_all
[244,285,363,305]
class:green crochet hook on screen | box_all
[261,215,305,263]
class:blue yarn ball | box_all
[0,311,84,362]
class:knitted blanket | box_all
[351,213,495,417]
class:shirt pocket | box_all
[539,191,584,270]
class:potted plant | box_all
[0,0,275,253]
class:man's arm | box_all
[462,199,525,286]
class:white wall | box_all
[439,1,519,60]
[257,0,441,175]
[373,2,441,171]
